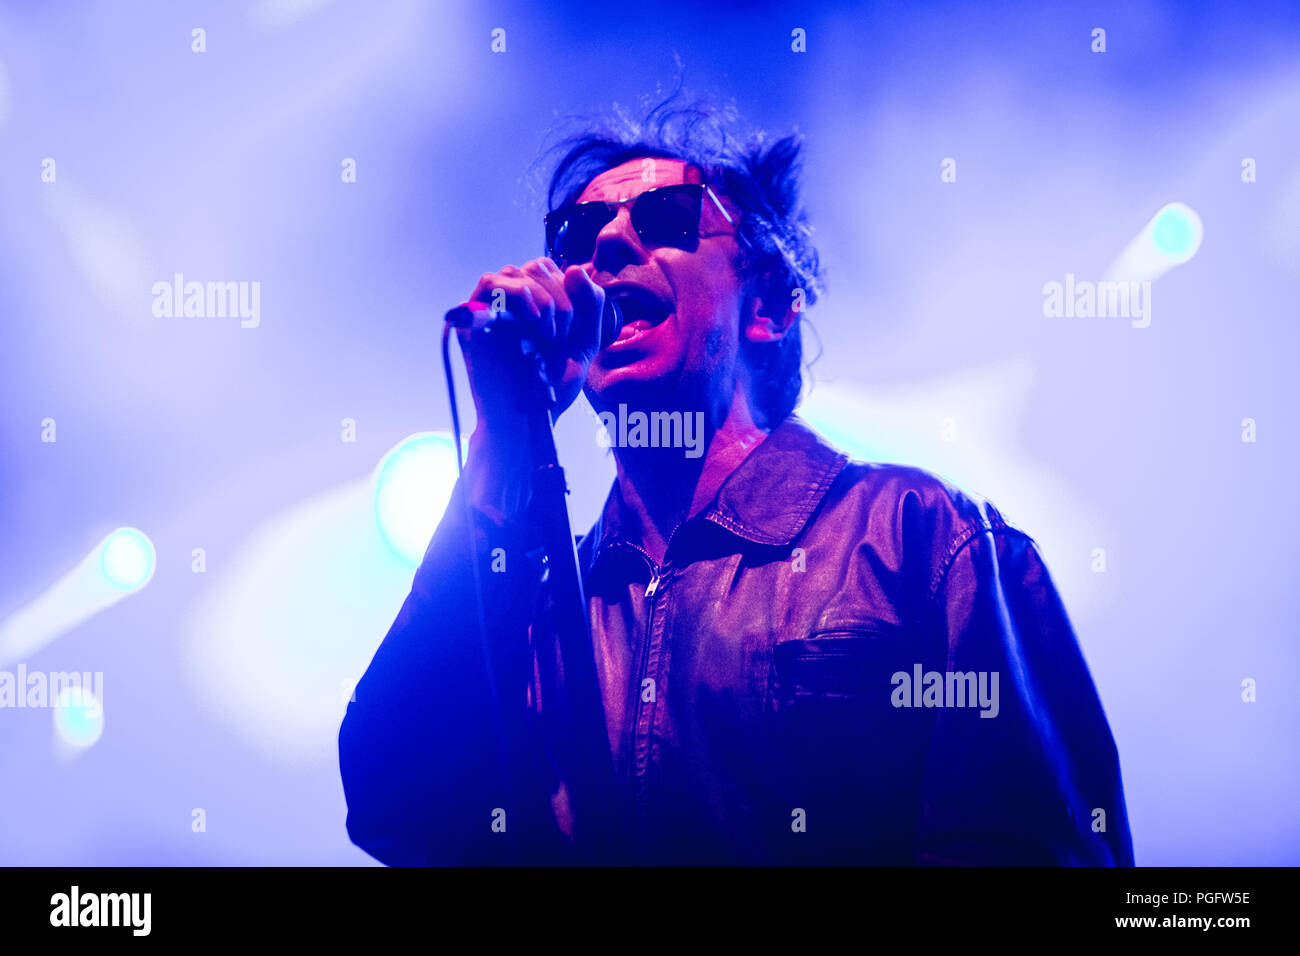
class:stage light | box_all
[1104,200,1204,283]
[53,685,104,749]
[100,527,155,590]
[1150,202,1203,263]
[372,432,461,568]
[0,528,157,668]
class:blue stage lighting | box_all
[54,685,104,749]
[99,528,155,591]
[372,432,461,568]
[1150,202,1203,263]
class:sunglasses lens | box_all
[632,186,702,249]
[545,186,707,265]
[547,204,611,266]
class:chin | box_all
[588,360,677,411]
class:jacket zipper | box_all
[625,540,666,746]
[619,532,681,836]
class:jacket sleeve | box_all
[337,478,562,865]
[915,525,1135,865]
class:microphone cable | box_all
[440,319,518,865]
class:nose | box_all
[592,206,645,275]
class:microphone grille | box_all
[600,298,624,349]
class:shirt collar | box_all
[584,414,849,566]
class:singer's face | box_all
[577,159,746,415]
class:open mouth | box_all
[606,286,672,350]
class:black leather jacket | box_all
[339,416,1134,865]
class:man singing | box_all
[338,99,1134,866]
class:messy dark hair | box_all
[539,91,823,429]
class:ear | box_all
[741,278,799,345]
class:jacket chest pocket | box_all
[767,626,913,713]
[761,625,934,863]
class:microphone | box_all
[445,298,624,350]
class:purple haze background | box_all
[0,0,1297,864]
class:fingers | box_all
[469,258,575,345]
[468,272,545,339]
[523,258,574,343]
[458,258,599,419]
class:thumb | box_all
[564,266,604,355]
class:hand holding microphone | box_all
[446,288,622,348]
[446,257,618,424]
[443,257,619,523]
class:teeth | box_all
[615,322,652,343]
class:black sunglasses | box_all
[544,183,735,268]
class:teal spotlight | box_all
[99,527,155,591]
[1149,202,1203,263]
[373,432,461,568]
[54,685,104,749]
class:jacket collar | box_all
[585,415,849,566]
